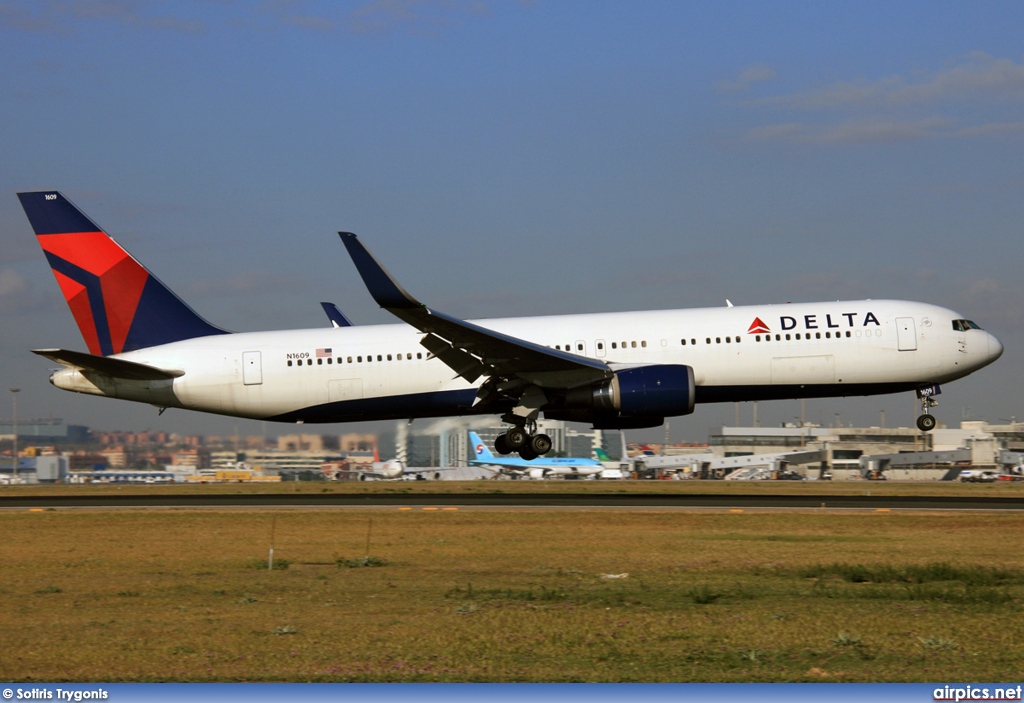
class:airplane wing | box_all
[339,233,612,402]
[32,348,184,381]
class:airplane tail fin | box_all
[594,446,613,462]
[469,431,495,460]
[17,191,228,356]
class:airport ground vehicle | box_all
[959,470,999,483]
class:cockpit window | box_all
[952,319,982,332]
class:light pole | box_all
[9,388,19,483]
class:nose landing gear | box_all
[915,385,941,432]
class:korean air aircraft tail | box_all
[470,431,497,461]
[17,191,227,356]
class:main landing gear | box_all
[494,421,552,460]
[916,385,941,432]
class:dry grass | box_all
[1,508,1023,682]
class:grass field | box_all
[2,495,1023,683]
[8,477,1024,497]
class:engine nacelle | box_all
[562,364,696,420]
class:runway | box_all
[2,491,1023,511]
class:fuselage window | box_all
[785,334,791,341]
[816,332,821,339]
[735,336,741,344]
[367,356,372,362]
[631,341,637,348]
[306,359,312,366]
[706,338,711,344]
[611,342,618,349]
[377,355,382,361]
[417,353,423,359]
[775,334,780,341]
[641,341,647,348]
[681,339,686,346]
[387,354,392,361]
[577,343,584,352]
[795,333,801,340]
[716,337,721,344]
[317,358,323,365]
[846,331,852,338]
[597,342,604,351]
[287,360,293,367]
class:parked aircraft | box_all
[18,191,1003,460]
[468,430,605,477]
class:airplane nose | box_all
[988,333,1004,362]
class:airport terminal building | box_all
[642,420,1024,480]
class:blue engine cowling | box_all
[607,364,695,417]
[560,364,696,421]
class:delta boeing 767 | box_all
[17,191,1003,459]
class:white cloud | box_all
[717,64,777,93]
[757,52,1024,111]
[0,0,206,34]
[736,53,1024,145]
[345,0,490,37]
[746,117,950,144]
[0,268,50,314]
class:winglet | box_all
[320,302,353,328]
[339,232,421,310]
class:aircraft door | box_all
[242,351,263,385]
[896,317,917,351]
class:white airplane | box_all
[468,430,605,478]
[18,191,1003,460]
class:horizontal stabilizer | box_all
[32,348,184,381]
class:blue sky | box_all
[2,1,1023,441]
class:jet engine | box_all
[549,364,696,429]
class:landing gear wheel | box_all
[530,433,553,456]
[505,427,528,450]
[494,434,512,455]
[518,447,539,461]
[917,414,937,432]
